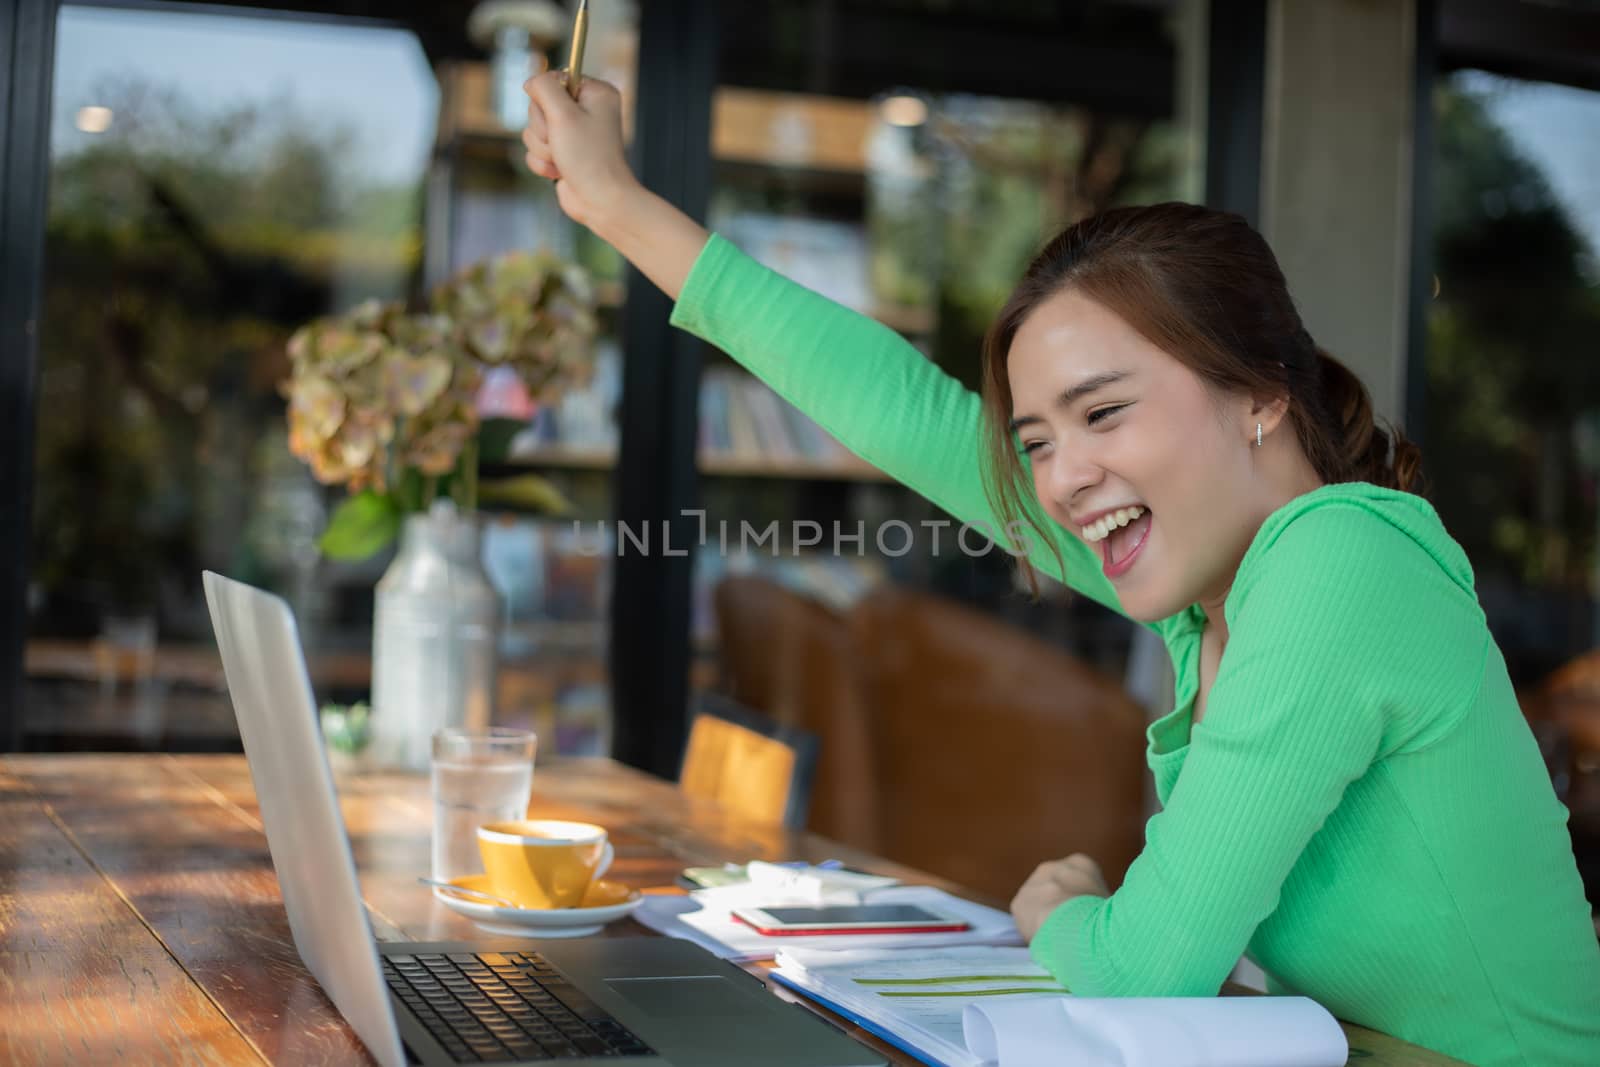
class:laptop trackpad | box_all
[603,975,880,1066]
[604,976,747,1018]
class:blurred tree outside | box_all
[1427,73,1600,682]
[33,74,425,643]
[933,96,1181,360]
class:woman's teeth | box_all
[1082,506,1146,543]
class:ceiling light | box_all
[76,106,113,134]
[880,95,928,128]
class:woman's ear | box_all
[1250,390,1293,438]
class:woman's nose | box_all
[1044,446,1103,512]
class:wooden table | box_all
[1,754,1468,1065]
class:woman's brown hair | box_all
[979,202,1424,584]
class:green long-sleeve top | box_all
[670,234,1600,1065]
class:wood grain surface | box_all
[2,754,1471,1066]
[0,767,262,1065]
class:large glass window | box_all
[26,4,437,748]
[1427,71,1600,686]
[28,1,643,758]
[1426,66,1600,907]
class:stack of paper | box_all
[771,946,1350,1067]
[632,883,1022,962]
[772,946,1062,1066]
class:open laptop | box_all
[202,570,885,1067]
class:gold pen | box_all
[564,0,589,100]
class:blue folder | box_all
[767,969,962,1067]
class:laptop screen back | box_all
[203,570,405,1067]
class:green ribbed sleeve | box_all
[1031,504,1476,995]
[669,233,1126,617]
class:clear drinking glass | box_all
[430,727,537,882]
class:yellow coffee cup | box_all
[476,819,614,909]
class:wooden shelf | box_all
[439,67,874,178]
[25,639,370,692]
[494,447,896,484]
[701,453,894,483]
[493,445,615,471]
[712,88,873,173]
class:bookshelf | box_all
[434,63,930,311]
[495,448,894,484]
[485,364,902,485]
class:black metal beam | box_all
[1406,0,1439,455]
[1,0,60,752]
[1204,0,1266,226]
[717,1,1176,116]
[607,0,717,779]
[61,0,481,65]
[1440,0,1600,94]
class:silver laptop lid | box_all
[203,570,406,1067]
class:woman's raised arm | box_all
[523,72,1129,619]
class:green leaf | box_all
[477,474,573,515]
[319,491,403,560]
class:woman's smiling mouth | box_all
[1078,505,1152,578]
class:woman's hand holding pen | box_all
[522,71,634,231]
[522,71,709,301]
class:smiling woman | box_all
[982,204,1420,619]
[522,71,1600,1067]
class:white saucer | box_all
[433,876,643,938]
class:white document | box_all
[771,946,1349,1067]
[964,994,1349,1067]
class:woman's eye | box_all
[1022,440,1049,457]
[1087,404,1128,425]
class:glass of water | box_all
[430,727,537,883]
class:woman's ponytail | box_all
[1312,347,1425,495]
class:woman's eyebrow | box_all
[1008,371,1132,433]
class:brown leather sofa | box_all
[713,576,1148,904]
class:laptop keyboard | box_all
[381,950,654,1062]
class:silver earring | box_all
[1256,423,1263,448]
